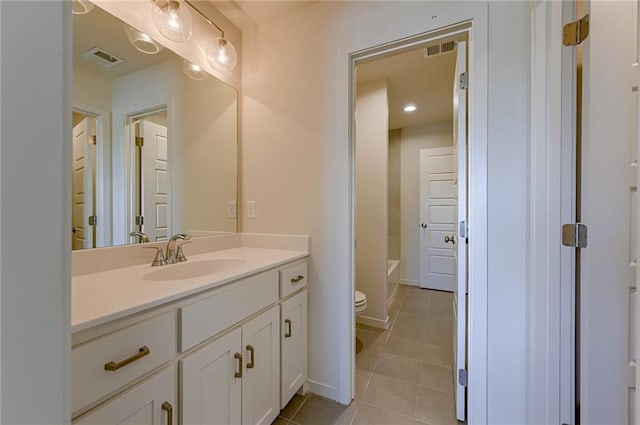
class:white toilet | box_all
[355,290,367,314]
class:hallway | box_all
[273,285,458,425]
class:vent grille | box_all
[423,41,457,59]
[81,47,125,68]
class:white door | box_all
[280,290,308,409]
[141,120,169,241]
[72,117,95,250]
[452,40,468,422]
[75,367,176,425]
[419,147,456,291]
[181,328,242,425]
[579,2,636,422]
[241,306,280,425]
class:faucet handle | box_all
[143,246,168,267]
[176,240,192,263]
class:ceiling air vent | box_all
[423,41,457,59]
[81,47,125,68]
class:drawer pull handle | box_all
[162,401,173,425]
[234,353,243,378]
[290,275,305,284]
[284,319,292,338]
[104,346,150,371]
[246,345,255,369]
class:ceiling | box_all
[73,5,176,81]
[357,43,458,130]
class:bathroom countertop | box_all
[72,247,308,333]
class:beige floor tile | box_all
[396,312,429,328]
[353,402,422,425]
[414,387,457,425]
[280,393,308,419]
[356,329,388,355]
[355,369,373,399]
[421,342,453,368]
[391,320,428,339]
[272,417,291,425]
[383,335,423,360]
[291,394,356,425]
[356,349,382,372]
[400,297,430,316]
[418,363,454,395]
[374,352,421,383]
[361,373,418,417]
[425,324,454,347]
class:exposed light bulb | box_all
[72,0,95,14]
[182,59,209,81]
[124,25,164,55]
[151,0,193,42]
[403,104,417,112]
[206,37,237,73]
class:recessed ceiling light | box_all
[403,104,417,113]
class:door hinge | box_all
[458,369,468,387]
[89,135,97,145]
[135,136,144,147]
[459,220,468,239]
[563,14,589,46]
[88,215,97,226]
[135,216,144,226]
[459,72,468,90]
[562,223,588,248]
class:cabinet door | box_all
[280,290,308,409]
[74,367,176,425]
[242,306,280,425]
[181,328,242,425]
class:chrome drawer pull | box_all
[104,346,150,371]
[290,275,304,284]
[234,353,243,378]
[284,319,292,338]
[246,345,255,369]
[162,401,173,425]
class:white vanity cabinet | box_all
[280,290,308,409]
[75,366,176,425]
[181,307,280,425]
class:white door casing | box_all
[141,120,169,241]
[419,146,456,291]
[579,1,635,422]
[453,40,468,422]
[72,117,96,250]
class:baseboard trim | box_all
[400,279,419,287]
[305,379,338,401]
[356,314,389,330]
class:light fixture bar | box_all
[184,0,225,38]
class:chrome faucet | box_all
[129,231,150,243]
[165,233,191,264]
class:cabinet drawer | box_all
[72,312,176,414]
[179,270,279,352]
[279,261,308,298]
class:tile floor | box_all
[272,285,459,425]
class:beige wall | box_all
[388,129,401,261]
[241,1,531,416]
[355,80,388,327]
[400,121,453,285]
[73,65,112,111]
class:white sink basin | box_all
[143,258,246,282]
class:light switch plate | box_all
[227,201,236,218]
[247,201,256,219]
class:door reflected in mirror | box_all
[72,4,237,250]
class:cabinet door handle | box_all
[291,275,304,284]
[234,352,243,378]
[104,346,150,371]
[246,345,255,369]
[162,401,173,425]
[284,319,292,338]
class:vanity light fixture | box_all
[150,0,193,42]
[72,0,95,15]
[124,25,165,55]
[182,60,209,80]
[403,104,417,113]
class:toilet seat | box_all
[355,290,367,313]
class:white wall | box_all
[73,66,112,111]
[388,129,401,261]
[355,80,388,328]
[241,1,531,419]
[399,121,453,286]
[1,1,71,423]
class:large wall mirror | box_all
[72,3,238,250]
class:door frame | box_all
[347,19,489,421]
[72,102,111,248]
